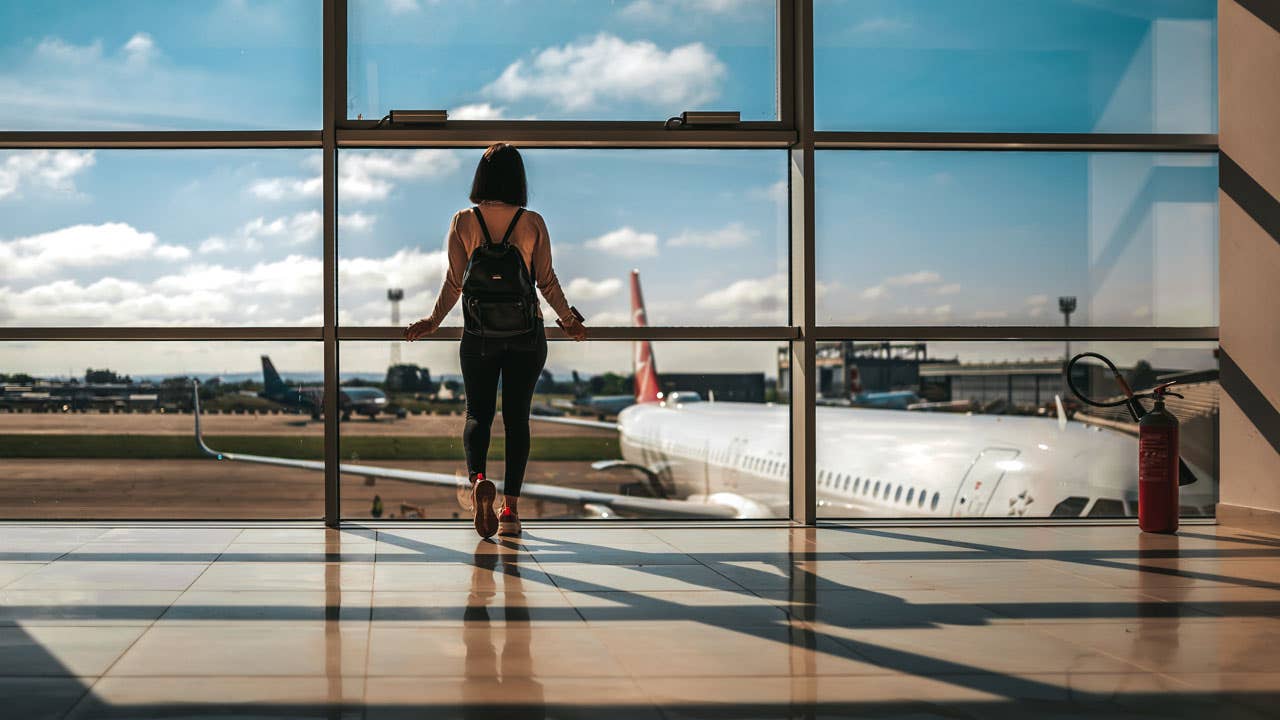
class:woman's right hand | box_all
[560,315,587,341]
[404,317,439,342]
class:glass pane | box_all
[339,339,788,520]
[348,0,778,121]
[815,0,1217,133]
[0,0,321,130]
[338,149,788,327]
[0,341,322,519]
[1,150,322,327]
[816,151,1218,326]
[811,340,1219,519]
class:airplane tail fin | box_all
[261,355,286,397]
[631,270,661,404]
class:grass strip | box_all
[0,434,617,461]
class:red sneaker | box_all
[497,506,522,537]
[471,473,497,539]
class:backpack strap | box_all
[499,208,526,245]
[471,206,495,245]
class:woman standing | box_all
[404,143,587,538]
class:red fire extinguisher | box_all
[1137,382,1183,533]
[1066,353,1190,534]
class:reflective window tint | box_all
[815,340,1219,519]
[814,0,1216,132]
[0,341,322,519]
[816,151,1218,327]
[348,0,778,121]
[0,1,321,130]
[339,149,788,328]
[1,150,322,328]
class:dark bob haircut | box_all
[469,143,527,207]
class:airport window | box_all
[336,340,787,520]
[1,2,1221,524]
[348,0,780,122]
[814,0,1216,133]
[0,340,324,518]
[0,0,322,131]
[339,149,788,328]
[815,151,1218,327]
[0,150,324,328]
[816,339,1219,519]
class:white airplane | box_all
[193,271,1216,520]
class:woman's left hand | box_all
[404,317,439,341]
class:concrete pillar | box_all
[1217,0,1280,526]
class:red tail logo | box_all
[631,270,661,404]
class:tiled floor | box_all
[0,522,1278,719]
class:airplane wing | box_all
[192,384,733,519]
[528,415,618,431]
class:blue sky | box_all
[0,0,1219,377]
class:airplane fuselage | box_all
[616,401,1217,519]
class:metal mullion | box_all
[814,132,1218,152]
[0,328,322,341]
[0,131,322,149]
[789,0,816,527]
[337,326,799,341]
[336,125,794,149]
[777,0,797,129]
[810,326,1220,342]
[322,0,342,527]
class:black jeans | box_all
[459,325,547,498]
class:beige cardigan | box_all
[426,205,573,327]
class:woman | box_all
[404,143,587,539]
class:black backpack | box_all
[461,206,539,338]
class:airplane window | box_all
[906,488,915,504]
[883,484,891,499]
[919,491,927,508]
[930,492,940,511]
[842,476,850,491]
[873,481,881,496]
[894,486,902,502]
[852,477,860,493]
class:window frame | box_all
[0,0,1219,525]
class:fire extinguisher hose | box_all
[1066,351,1146,422]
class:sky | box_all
[0,0,1219,378]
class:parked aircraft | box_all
[193,274,1214,519]
[259,355,387,421]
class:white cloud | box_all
[249,176,322,201]
[341,150,461,202]
[935,283,962,296]
[584,227,659,259]
[896,304,952,318]
[564,277,623,301]
[860,285,888,300]
[696,273,787,321]
[1025,294,1050,307]
[668,222,756,249]
[200,212,321,253]
[973,310,1010,320]
[0,222,187,276]
[451,103,505,120]
[250,150,460,204]
[886,270,941,286]
[0,150,96,200]
[385,0,420,13]
[340,212,377,232]
[122,32,156,63]
[483,34,726,112]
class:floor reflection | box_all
[463,539,545,719]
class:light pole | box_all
[1059,296,1077,396]
[388,288,404,367]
